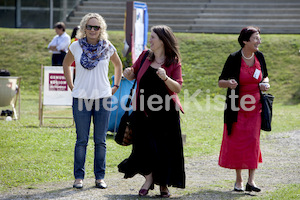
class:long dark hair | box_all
[71,26,80,39]
[149,25,181,67]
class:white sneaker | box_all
[73,179,83,189]
[95,179,107,189]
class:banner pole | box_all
[39,65,44,126]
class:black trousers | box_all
[52,52,66,66]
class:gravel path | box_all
[1,130,299,200]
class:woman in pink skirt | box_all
[218,26,270,192]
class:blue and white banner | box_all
[132,1,148,63]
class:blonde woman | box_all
[63,13,122,189]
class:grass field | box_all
[0,28,300,198]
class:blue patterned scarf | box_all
[78,37,109,70]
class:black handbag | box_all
[261,93,274,131]
[259,65,274,132]
[115,51,149,146]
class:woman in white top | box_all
[63,13,122,189]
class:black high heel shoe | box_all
[138,183,154,196]
[245,182,261,192]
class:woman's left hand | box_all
[156,67,182,93]
[259,83,270,91]
[112,86,118,95]
[156,67,167,81]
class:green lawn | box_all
[252,184,300,200]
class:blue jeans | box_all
[73,97,111,180]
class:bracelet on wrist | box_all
[113,85,119,88]
[164,76,168,82]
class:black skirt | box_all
[118,66,185,188]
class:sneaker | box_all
[73,179,83,189]
[95,179,107,189]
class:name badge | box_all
[253,68,261,80]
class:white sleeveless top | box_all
[69,40,116,99]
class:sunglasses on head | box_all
[86,25,100,31]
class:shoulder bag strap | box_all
[125,50,149,108]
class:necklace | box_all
[241,50,254,60]
[155,58,165,65]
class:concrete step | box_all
[194,19,300,26]
[83,1,208,8]
[76,6,208,14]
[83,0,210,3]
[81,1,300,9]
[75,6,300,15]
[188,28,300,34]
[196,13,300,19]
[76,6,125,12]
[73,11,125,18]
[150,19,195,25]
[69,16,124,23]
[148,12,300,20]
[200,7,300,14]
[82,1,126,6]
[149,13,197,20]
[189,24,300,33]
[69,18,125,24]
[206,2,300,8]
[211,0,300,3]
[169,25,300,34]
[83,0,300,4]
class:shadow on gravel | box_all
[104,189,257,200]
[1,186,96,200]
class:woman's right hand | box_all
[228,79,238,89]
[123,67,135,80]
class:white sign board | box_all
[134,8,145,62]
[43,66,73,106]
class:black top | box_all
[139,66,175,114]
